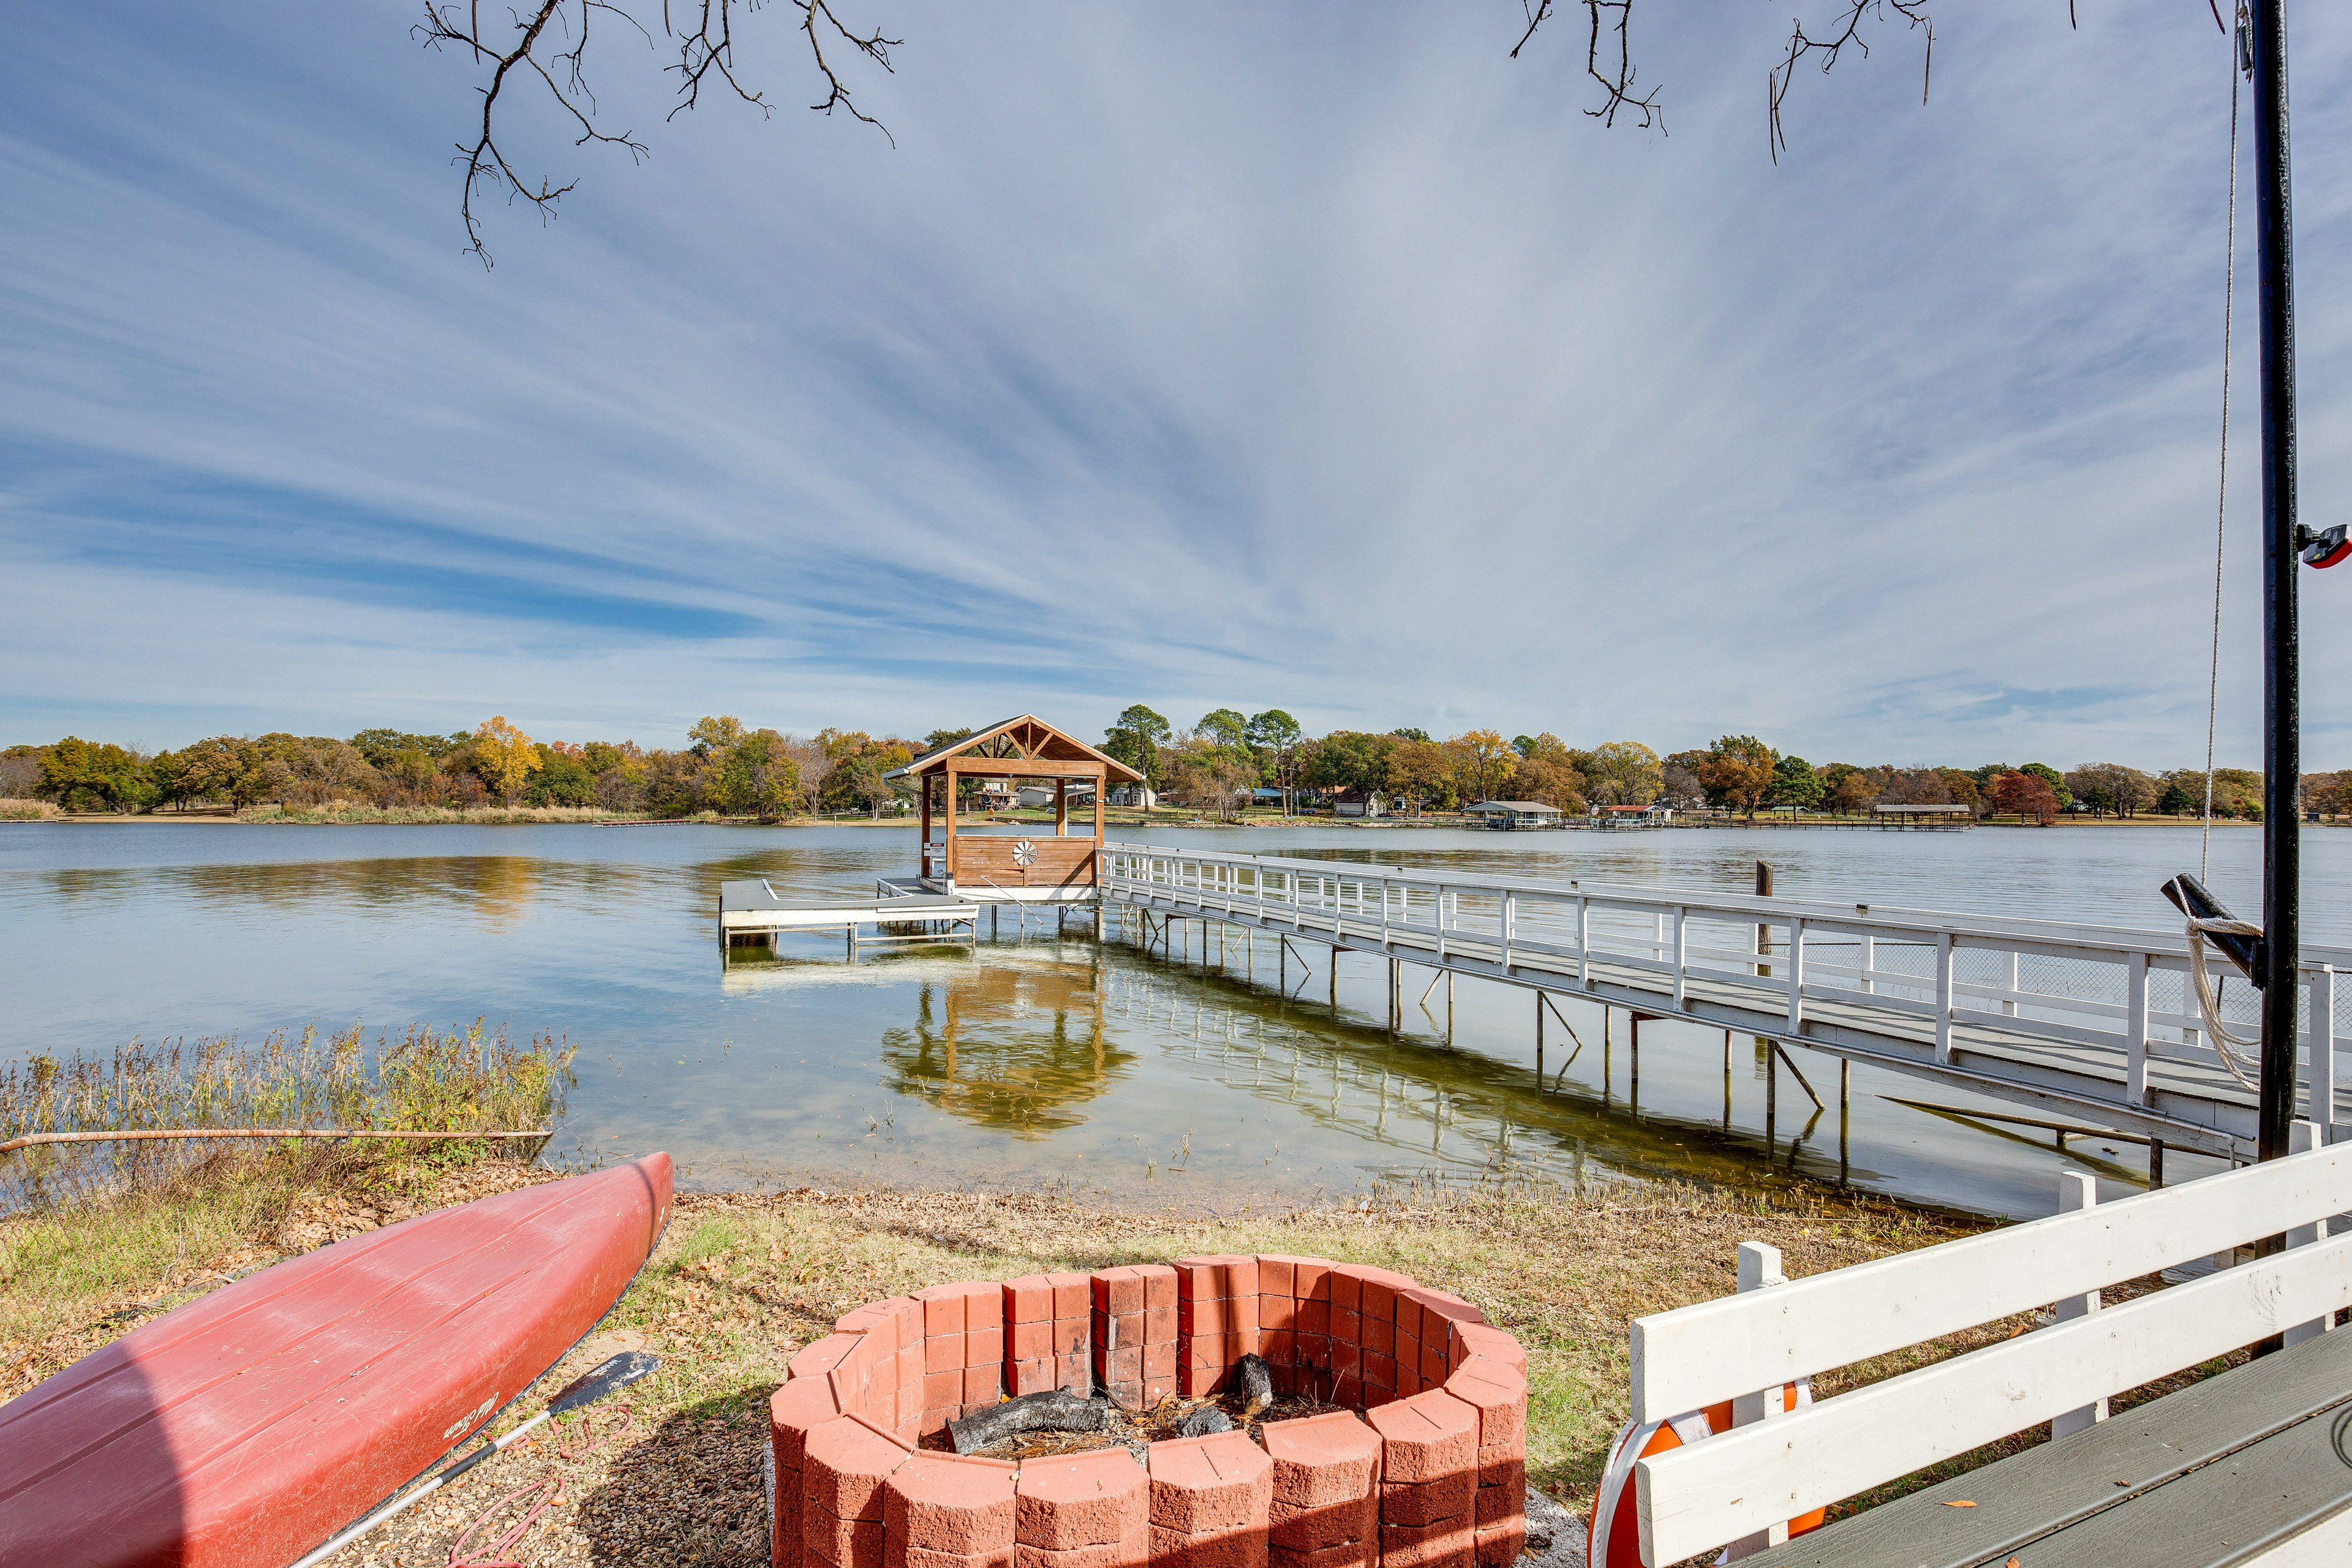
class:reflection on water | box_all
[880,960,1134,1137]
[4,821,2339,1218]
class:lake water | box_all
[4,820,2346,1221]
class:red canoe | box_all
[0,1153,671,1568]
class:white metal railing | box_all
[1629,1123,2352,1564]
[1101,842,2350,1135]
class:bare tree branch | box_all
[1512,1,1663,131]
[1767,2,1934,165]
[417,0,898,266]
[1512,1,1965,156]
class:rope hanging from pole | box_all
[2203,3,2250,883]
[2185,912,2266,1090]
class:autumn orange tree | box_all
[1988,771,2060,826]
[1698,736,1778,818]
[1446,729,1518,805]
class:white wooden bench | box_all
[1625,1121,2352,1566]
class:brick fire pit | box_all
[769,1255,1529,1568]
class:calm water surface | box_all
[4,820,2346,1220]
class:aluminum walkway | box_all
[1098,842,2351,1161]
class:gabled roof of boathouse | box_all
[884,714,1144,782]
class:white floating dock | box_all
[718,878,980,949]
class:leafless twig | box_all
[416,0,898,266]
[1768,2,1935,165]
[1512,1,1961,158]
[1513,1,1663,131]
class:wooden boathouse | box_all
[887,714,1142,900]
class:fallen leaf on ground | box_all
[1943,1499,1977,1507]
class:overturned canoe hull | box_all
[0,1153,671,1567]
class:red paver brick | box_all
[1137,1264,1177,1311]
[1148,1430,1273,1532]
[794,1333,864,1382]
[964,1364,1004,1408]
[925,1369,962,1411]
[1361,1317,1394,1358]
[1219,1256,1259,1297]
[1365,1392,1477,1485]
[929,1336,965,1375]
[917,1286,971,1339]
[1145,1305,1176,1343]
[1180,1297,1227,1335]
[1329,1309,1360,1348]
[1012,1321,1058,1360]
[1012,1359,1054,1396]
[1442,1359,1527,1452]
[1445,1324,1525,1377]
[1006,1276,1054,1325]
[1016,1449,1150,1548]
[1256,1256,1298,1297]
[899,1547,1014,1568]
[1377,1520,1474,1568]
[1295,1300,1330,1337]
[1472,1521,1525,1568]
[1261,1411,1381,1508]
[1172,1257,1223,1300]
[1261,1295,1297,1334]
[804,1414,916,1520]
[1012,1541,1146,1568]
[969,1325,1005,1366]
[1395,1294,1424,1348]
[1294,1260,1331,1303]
[1268,1498,1376,1553]
[1149,1524,1268,1568]
[807,1507,887,1568]
[1354,1270,1403,1326]
[1475,1450,1521,1490]
[1047,1272,1091,1321]
[885,1453,1019,1553]
[1093,1267,1147,1317]
[1269,1542,1370,1568]
[1379,1472,1472,1528]
[775,1376,849,1469]
[1473,1466,1523,1528]
[1325,1268,1362,1317]
[1262,1329,1294,1369]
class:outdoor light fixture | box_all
[2298,523,2350,568]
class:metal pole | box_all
[2252,0,2301,1164]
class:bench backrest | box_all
[1630,1125,2352,1566]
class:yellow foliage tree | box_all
[474,716,543,803]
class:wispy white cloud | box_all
[2,3,2349,769]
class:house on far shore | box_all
[1109,784,1156,809]
[1332,787,1384,819]
[1017,781,1096,810]
[1464,799,1566,830]
[1594,804,1672,829]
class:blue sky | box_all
[4,3,2350,771]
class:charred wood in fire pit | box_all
[947,1389,1111,1455]
[1237,1353,1274,1417]
[1175,1404,1233,1438]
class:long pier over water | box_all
[1095,842,2349,1163]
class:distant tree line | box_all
[0,718,941,821]
[6,714,2344,826]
